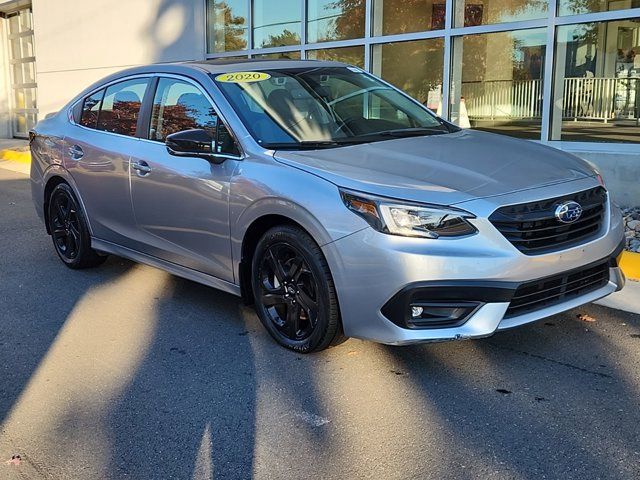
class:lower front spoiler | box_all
[382,266,624,346]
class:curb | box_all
[0,149,30,163]
[620,250,640,282]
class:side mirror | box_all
[165,129,223,163]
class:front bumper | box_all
[322,183,625,345]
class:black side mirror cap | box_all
[165,128,224,163]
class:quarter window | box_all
[79,89,104,128]
[96,78,149,137]
[149,78,218,142]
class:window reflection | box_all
[253,0,301,48]
[150,78,218,142]
[559,0,640,16]
[450,29,546,139]
[206,0,248,53]
[551,19,640,143]
[307,46,365,68]
[372,38,444,111]
[253,51,301,59]
[96,79,148,137]
[307,0,365,43]
[373,0,445,36]
[454,0,547,27]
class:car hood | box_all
[273,129,594,205]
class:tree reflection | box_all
[209,1,247,52]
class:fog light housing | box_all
[407,302,481,329]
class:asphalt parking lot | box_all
[1,166,640,480]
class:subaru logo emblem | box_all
[555,201,583,223]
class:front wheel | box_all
[251,225,345,353]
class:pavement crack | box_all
[488,342,613,379]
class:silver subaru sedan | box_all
[30,59,626,352]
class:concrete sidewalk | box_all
[595,279,640,314]
[0,138,29,150]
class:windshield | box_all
[214,66,457,149]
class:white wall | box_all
[32,0,206,116]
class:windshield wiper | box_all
[261,139,361,150]
[374,127,451,137]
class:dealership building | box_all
[0,0,639,203]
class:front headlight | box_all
[340,189,477,239]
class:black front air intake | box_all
[504,260,610,318]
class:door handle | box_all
[132,160,152,175]
[68,144,84,160]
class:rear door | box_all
[129,76,241,282]
[64,77,151,247]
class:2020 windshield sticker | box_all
[215,72,271,83]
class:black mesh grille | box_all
[504,261,610,318]
[489,187,607,255]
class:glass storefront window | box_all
[551,19,640,143]
[253,0,301,48]
[454,0,547,27]
[450,28,546,139]
[373,0,445,36]
[371,38,444,111]
[307,0,365,42]
[558,0,640,16]
[307,46,365,67]
[253,51,302,59]
[206,0,249,53]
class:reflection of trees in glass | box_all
[211,1,247,51]
[99,101,141,136]
[152,104,217,141]
[561,0,606,15]
[261,29,300,48]
[310,47,365,68]
[311,0,365,41]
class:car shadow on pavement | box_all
[105,272,335,479]
[384,305,640,479]
[0,173,134,430]
[105,275,258,479]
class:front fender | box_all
[229,158,368,283]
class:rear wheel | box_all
[48,183,106,269]
[251,225,345,353]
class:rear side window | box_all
[149,78,218,142]
[96,78,149,137]
[79,89,104,128]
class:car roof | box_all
[182,58,350,74]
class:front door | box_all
[129,77,239,283]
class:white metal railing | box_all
[462,79,543,120]
[461,77,640,122]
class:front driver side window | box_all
[150,78,241,156]
[150,78,218,142]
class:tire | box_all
[251,225,345,353]
[47,183,107,269]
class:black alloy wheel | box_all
[47,183,106,269]
[251,225,344,352]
